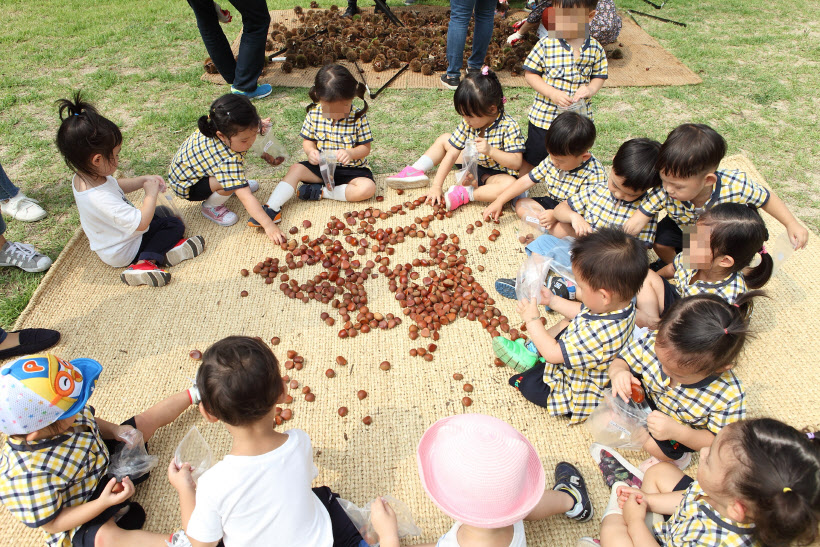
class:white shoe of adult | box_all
[1,192,47,222]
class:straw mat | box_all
[200,7,702,90]
[2,155,817,546]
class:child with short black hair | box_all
[625,123,808,266]
[508,228,647,423]
[610,291,760,471]
[57,92,205,287]
[387,68,524,212]
[483,111,606,223]
[168,335,367,547]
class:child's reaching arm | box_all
[303,139,321,165]
[168,461,221,547]
[623,209,653,238]
[761,192,809,249]
[370,496,401,547]
[553,201,592,236]
[337,142,371,166]
[425,145,461,206]
[617,486,685,517]
[234,186,285,244]
[116,175,162,231]
[524,71,572,108]
[483,173,536,220]
[41,477,135,534]
[475,137,522,172]
[541,286,582,319]
[647,411,715,451]
[517,298,564,363]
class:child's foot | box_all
[0,328,60,360]
[121,262,171,287]
[201,204,238,226]
[494,277,517,300]
[297,184,323,201]
[1,192,47,222]
[386,166,429,189]
[444,185,471,211]
[639,452,692,473]
[590,443,643,489]
[165,236,205,267]
[553,461,594,522]
[247,205,282,227]
[247,179,260,193]
[493,337,539,373]
[0,241,52,272]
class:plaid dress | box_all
[0,407,109,547]
[168,130,249,199]
[529,155,607,202]
[654,481,760,546]
[299,104,373,168]
[448,113,525,176]
[523,36,607,129]
[567,182,658,245]
[669,253,748,304]
[639,169,770,228]
[545,301,636,424]
[620,331,746,435]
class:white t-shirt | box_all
[72,175,144,267]
[436,521,527,547]
[186,429,333,547]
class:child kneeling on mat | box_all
[168,336,369,547]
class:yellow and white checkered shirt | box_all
[0,407,109,547]
[299,104,373,168]
[529,155,607,202]
[639,169,770,228]
[523,36,607,129]
[168,130,249,198]
[448,112,525,176]
[567,182,658,245]
[544,300,636,424]
[620,330,746,435]
[654,481,760,546]
[669,253,748,305]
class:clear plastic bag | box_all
[770,231,795,274]
[557,100,589,118]
[251,125,288,166]
[517,201,547,244]
[153,191,186,228]
[338,494,422,546]
[174,426,213,482]
[585,388,651,450]
[108,429,159,481]
[319,150,338,192]
[525,234,576,284]
[455,139,479,187]
[515,253,553,305]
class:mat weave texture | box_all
[3,156,817,546]
[200,7,702,89]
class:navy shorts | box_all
[299,161,374,186]
[660,276,680,315]
[312,486,367,547]
[655,216,683,251]
[523,121,549,168]
[454,164,510,186]
[187,176,214,201]
[662,475,695,522]
[530,194,561,211]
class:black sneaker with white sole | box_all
[440,73,460,90]
[553,461,594,522]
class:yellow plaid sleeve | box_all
[355,113,373,145]
[716,169,770,208]
[213,156,247,192]
[448,120,470,150]
[567,185,591,217]
[618,331,650,377]
[299,109,317,141]
[590,39,608,79]
[503,119,526,153]
[638,185,667,216]
[523,39,549,74]
[703,375,746,434]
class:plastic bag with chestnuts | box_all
[319,150,338,192]
[515,252,553,305]
[108,428,159,481]
[251,121,288,167]
[337,494,422,545]
[454,138,479,187]
[585,388,651,451]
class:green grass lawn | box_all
[1,0,818,329]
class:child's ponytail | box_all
[55,90,122,180]
[746,245,773,290]
[199,94,260,140]
[306,64,368,120]
[454,67,505,119]
[727,418,820,546]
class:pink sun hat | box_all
[416,414,546,528]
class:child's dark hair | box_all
[198,94,261,140]
[55,90,122,180]
[197,336,283,427]
[656,123,727,178]
[724,418,820,547]
[611,138,662,193]
[307,64,368,121]
[656,291,764,374]
[571,228,647,301]
[554,0,597,9]
[698,203,772,289]
[545,111,596,157]
[454,68,505,119]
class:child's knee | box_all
[94,519,124,547]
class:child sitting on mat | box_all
[168,336,368,547]
[261,64,375,224]
[387,67,524,213]
[0,353,197,547]
[636,203,772,326]
[509,228,647,424]
[371,413,595,546]
[56,92,205,288]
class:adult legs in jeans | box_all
[187,0,270,92]
[446,0,496,78]
[0,161,20,201]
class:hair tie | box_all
[733,303,740,308]
[481,66,489,76]
[502,97,508,104]
[73,112,80,116]
[724,328,728,335]
[808,432,816,440]
[783,487,792,493]
[760,245,768,254]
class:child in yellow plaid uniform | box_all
[624,123,808,266]
[609,292,760,472]
[264,65,375,225]
[637,203,773,325]
[510,228,647,424]
[520,0,607,173]
[0,354,197,547]
[595,418,820,547]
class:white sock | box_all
[322,184,348,201]
[266,182,295,210]
[202,192,231,207]
[412,155,435,173]
[602,482,625,520]
[466,185,474,200]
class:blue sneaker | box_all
[495,277,517,300]
[231,83,272,100]
[553,462,594,522]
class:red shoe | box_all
[121,261,171,287]
[165,236,205,267]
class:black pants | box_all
[187,0,270,92]
[312,486,366,547]
[136,215,185,264]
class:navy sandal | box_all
[298,184,323,201]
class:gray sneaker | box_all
[0,241,52,272]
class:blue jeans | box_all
[0,161,20,202]
[187,0,270,92]
[446,0,496,78]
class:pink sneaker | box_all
[386,166,429,189]
[201,204,238,226]
[444,185,471,211]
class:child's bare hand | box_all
[475,137,491,156]
[516,297,541,323]
[571,216,593,236]
[307,149,321,165]
[336,149,353,165]
[647,410,680,441]
[260,118,272,135]
[622,491,648,524]
[100,476,135,506]
[370,496,399,542]
[483,201,503,221]
[143,176,162,197]
[167,459,197,492]
[537,209,556,229]
[265,224,286,245]
[616,485,644,508]
[539,286,554,307]
[425,187,443,206]
[788,222,809,250]
[572,86,591,101]
[611,370,640,403]
[551,89,573,108]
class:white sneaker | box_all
[201,204,238,226]
[166,530,193,547]
[0,241,52,272]
[1,192,47,222]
